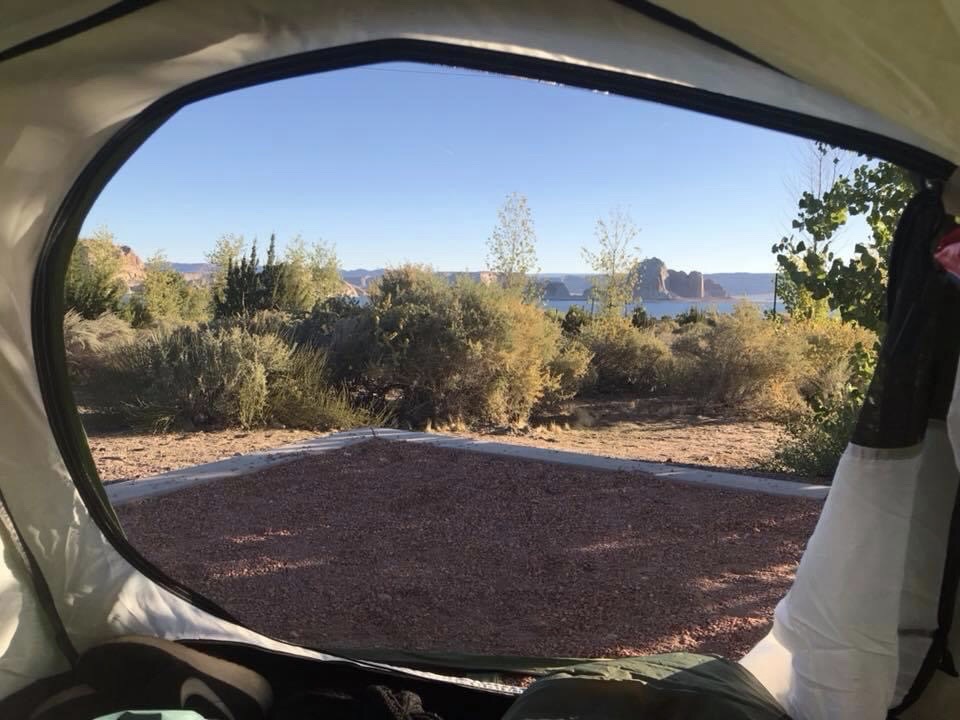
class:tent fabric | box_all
[0,1,124,55]
[1,2,960,718]
[654,1,960,175]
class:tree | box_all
[486,192,539,294]
[773,147,914,334]
[308,239,343,302]
[631,305,654,329]
[280,236,342,313]
[131,252,211,326]
[561,305,591,336]
[206,233,246,307]
[581,207,641,317]
[216,239,261,317]
[213,235,343,317]
[65,228,126,318]
[258,234,289,310]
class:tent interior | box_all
[2,2,960,718]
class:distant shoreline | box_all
[543,294,775,319]
[546,293,775,304]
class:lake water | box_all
[545,295,776,318]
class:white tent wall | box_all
[1,1,959,716]
[740,427,960,719]
[655,0,960,174]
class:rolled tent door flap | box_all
[741,190,960,718]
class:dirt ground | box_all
[88,398,783,483]
[88,428,320,483]
[484,397,784,473]
[117,439,821,661]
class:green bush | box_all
[580,317,669,393]
[92,325,375,432]
[537,337,593,412]
[129,254,212,327]
[328,265,577,428]
[561,305,592,336]
[765,401,859,478]
[293,296,365,347]
[675,305,715,326]
[630,305,654,329]
[65,231,127,318]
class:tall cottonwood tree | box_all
[486,192,539,294]
[582,207,641,317]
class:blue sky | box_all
[81,62,855,274]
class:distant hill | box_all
[341,268,386,289]
[154,262,775,299]
[704,273,775,298]
[170,262,216,274]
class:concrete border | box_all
[106,427,829,506]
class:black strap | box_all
[0,1,160,65]
[0,486,78,667]
[613,1,788,75]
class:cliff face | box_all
[117,245,145,288]
[703,278,727,298]
[666,270,704,299]
[636,258,671,300]
[542,280,572,300]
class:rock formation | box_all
[703,277,727,298]
[636,258,671,300]
[666,269,705,299]
[542,281,572,300]
[634,257,728,300]
[117,245,145,288]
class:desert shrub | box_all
[328,265,572,428]
[579,317,670,393]
[293,296,365,347]
[794,318,877,411]
[63,310,135,380]
[765,401,860,478]
[668,302,806,415]
[92,325,374,431]
[765,322,877,478]
[129,253,212,327]
[210,308,300,336]
[537,337,593,412]
[630,305,654,329]
[268,345,381,429]
[561,305,592,336]
[675,305,715,326]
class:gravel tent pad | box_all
[117,439,823,660]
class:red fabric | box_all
[935,227,960,277]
